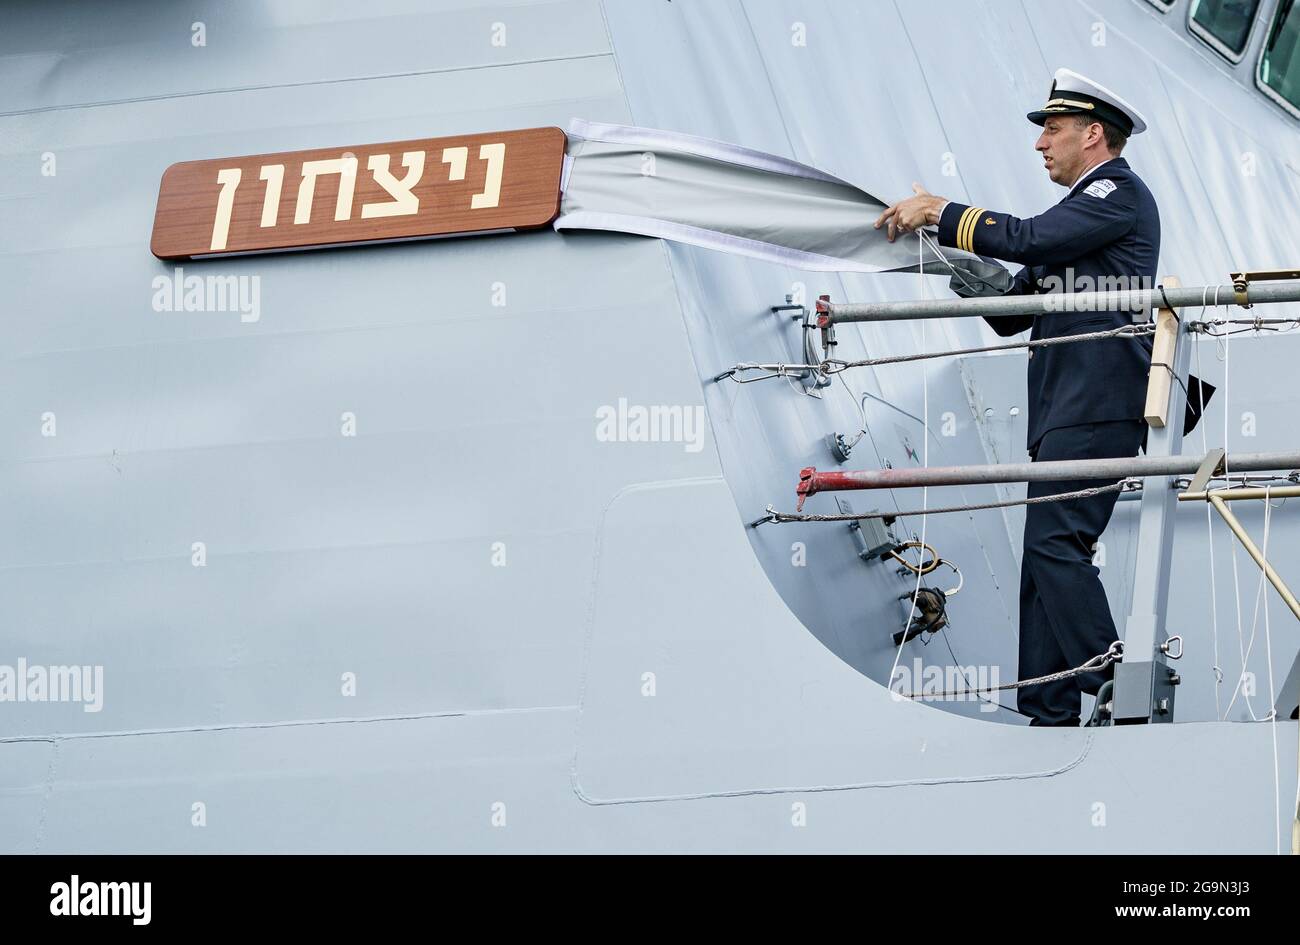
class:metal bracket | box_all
[836,497,896,561]
[1185,447,1225,495]
[771,297,831,393]
[1112,660,1178,724]
[816,294,837,359]
[1230,269,1300,309]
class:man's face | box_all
[1035,116,1089,186]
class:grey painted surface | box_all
[603,0,1300,724]
[0,0,1296,852]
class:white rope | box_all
[837,372,868,450]
[1221,486,1284,850]
[1224,547,1268,709]
[1223,491,1277,718]
[1193,325,1224,717]
[1187,287,1281,848]
[889,232,1008,722]
[889,231,932,694]
[1214,286,1265,721]
[1261,488,1281,854]
[1225,508,1271,719]
[1198,279,1285,863]
[906,229,1033,714]
[886,233,1020,717]
[917,228,978,294]
[782,369,818,400]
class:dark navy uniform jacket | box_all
[937,157,1160,455]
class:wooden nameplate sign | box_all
[150,126,566,260]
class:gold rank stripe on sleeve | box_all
[956,207,973,252]
[956,206,985,253]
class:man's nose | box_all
[1035,135,1048,152]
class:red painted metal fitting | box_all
[796,466,818,511]
[815,293,831,328]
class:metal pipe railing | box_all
[1177,484,1300,502]
[795,449,1300,509]
[1176,486,1300,622]
[801,268,1298,727]
[818,278,1300,323]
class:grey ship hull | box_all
[1,0,1297,852]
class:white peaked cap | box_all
[1027,67,1148,135]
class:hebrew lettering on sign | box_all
[151,126,566,259]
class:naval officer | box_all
[874,69,1160,726]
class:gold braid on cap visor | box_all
[1041,97,1096,111]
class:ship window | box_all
[1189,0,1261,60]
[1258,0,1300,116]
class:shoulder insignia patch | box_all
[1083,179,1118,199]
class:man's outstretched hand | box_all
[874,183,947,242]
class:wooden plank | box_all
[1143,274,1180,428]
[150,126,566,260]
